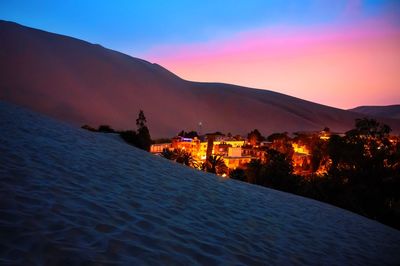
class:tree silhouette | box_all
[205,155,228,175]
[160,148,176,160]
[174,149,198,167]
[135,110,152,151]
[160,148,198,168]
[120,130,138,146]
[81,124,96,132]
[262,148,299,191]
[267,132,293,160]
[245,159,263,184]
[177,130,199,138]
[119,110,152,151]
[136,110,147,128]
[247,129,264,146]
[98,125,115,133]
[229,168,247,181]
[310,135,328,172]
[322,118,399,228]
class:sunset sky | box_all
[1,0,399,108]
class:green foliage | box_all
[135,110,152,151]
[175,149,198,167]
[310,140,324,172]
[136,110,147,129]
[354,117,392,138]
[119,110,152,151]
[177,130,199,138]
[322,118,399,228]
[206,131,224,136]
[204,155,228,175]
[267,132,290,142]
[244,149,300,192]
[160,148,176,160]
[97,125,115,133]
[121,115,400,228]
[81,124,97,132]
[262,149,295,190]
[120,130,137,146]
[229,168,247,181]
[152,138,172,144]
[160,148,198,168]
[267,132,293,160]
[245,159,263,184]
[293,133,327,173]
[240,119,400,229]
[247,129,264,146]
[136,126,152,151]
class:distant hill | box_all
[349,105,400,120]
[1,100,400,264]
[1,20,399,137]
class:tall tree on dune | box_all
[135,110,152,151]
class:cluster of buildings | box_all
[151,134,253,169]
[150,126,400,178]
[150,130,334,175]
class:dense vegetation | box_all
[82,110,152,151]
[230,119,400,229]
[85,115,399,229]
[160,149,228,175]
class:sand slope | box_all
[1,20,399,137]
[349,105,400,120]
[0,100,399,265]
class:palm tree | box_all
[174,149,198,168]
[160,148,176,160]
[205,155,228,175]
[229,168,246,181]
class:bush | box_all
[81,124,97,132]
[120,130,137,146]
[229,168,247,182]
[98,125,115,133]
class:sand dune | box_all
[0,100,399,264]
[1,20,399,137]
[350,105,400,120]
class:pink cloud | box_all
[142,18,400,109]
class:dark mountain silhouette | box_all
[1,20,399,137]
[349,105,400,120]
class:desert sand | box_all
[1,100,399,265]
[350,105,400,120]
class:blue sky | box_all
[1,0,398,54]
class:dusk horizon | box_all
[1,0,399,109]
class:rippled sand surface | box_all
[1,101,399,265]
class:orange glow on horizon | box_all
[144,19,400,109]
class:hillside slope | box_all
[349,105,400,120]
[1,20,399,137]
[0,100,399,264]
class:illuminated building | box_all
[151,135,252,170]
[150,130,343,176]
[150,143,171,154]
[292,143,312,175]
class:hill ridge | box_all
[1,19,399,137]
